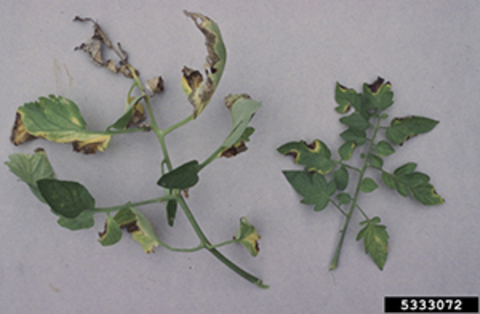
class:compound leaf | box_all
[278,139,334,174]
[356,217,389,270]
[13,95,112,154]
[157,160,200,189]
[283,171,335,211]
[5,149,55,203]
[235,217,261,257]
[37,179,95,218]
[386,116,439,146]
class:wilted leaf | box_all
[10,112,37,145]
[98,215,123,246]
[381,163,444,205]
[278,139,334,174]
[108,94,147,130]
[113,207,161,253]
[220,95,261,155]
[386,116,439,146]
[182,11,227,118]
[37,178,95,218]
[15,95,112,154]
[356,217,389,270]
[283,171,336,211]
[146,76,164,94]
[157,160,200,189]
[220,127,254,158]
[235,217,261,257]
[5,148,55,203]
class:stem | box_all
[329,115,381,271]
[163,114,194,136]
[199,146,224,170]
[94,196,175,214]
[176,195,268,288]
[334,160,362,173]
[206,239,237,249]
[328,198,347,216]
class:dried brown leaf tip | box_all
[367,77,390,93]
[10,112,36,146]
[146,76,164,94]
[73,16,139,78]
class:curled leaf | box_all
[182,11,226,118]
[10,112,37,145]
[220,94,261,157]
[15,95,112,154]
[5,148,55,203]
[277,139,334,174]
[235,217,261,257]
[113,207,160,253]
[146,76,164,94]
[98,215,122,246]
[74,16,139,79]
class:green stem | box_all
[328,198,347,216]
[330,115,381,271]
[206,239,237,249]
[334,160,362,173]
[199,146,224,170]
[176,195,268,289]
[355,204,369,220]
[94,196,175,214]
[163,114,194,136]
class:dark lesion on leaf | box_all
[121,221,140,233]
[304,140,319,151]
[72,141,102,154]
[73,16,139,79]
[221,142,248,158]
[10,112,37,146]
[367,77,389,93]
[98,220,108,239]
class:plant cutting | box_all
[6,11,267,288]
[278,77,444,270]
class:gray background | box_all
[1,1,479,313]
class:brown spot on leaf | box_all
[182,67,204,91]
[221,141,248,158]
[122,221,140,233]
[367,77,385,93]
[10,112,37,146]
[72,141,101,154]
[304,140,318,151]
[98,220,108,238]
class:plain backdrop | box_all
[1,1,479,313]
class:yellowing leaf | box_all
[15,95,112,154]
[182,11,227,118]
[113,207,161,253]
[235,217,261,257]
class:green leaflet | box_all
[283,171,336,211]
[340,128,367,146]
[356,217,389,270]
[166,199,178,227]
[98,215,123,246]
[114,207,161,253]
[333,166,349,191]
[386,116,439,145]
[15,95,112,154]
[5,149,55,203]
[336,192,351,205]
[381,162,444,205]
[277,140,334,174]
[338,141,356,161]
[334,82,369,119]
[360,177,378,193]
[37,179,95,218]
[235,217,261,257]
[374,140,395,157]
[181,11,227,118]
[339,112,370,131]
[221,95,261,149]
[369,154,384,169]
[57,210,95,231]
[363,77,394,111]
[157,160,200,190]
